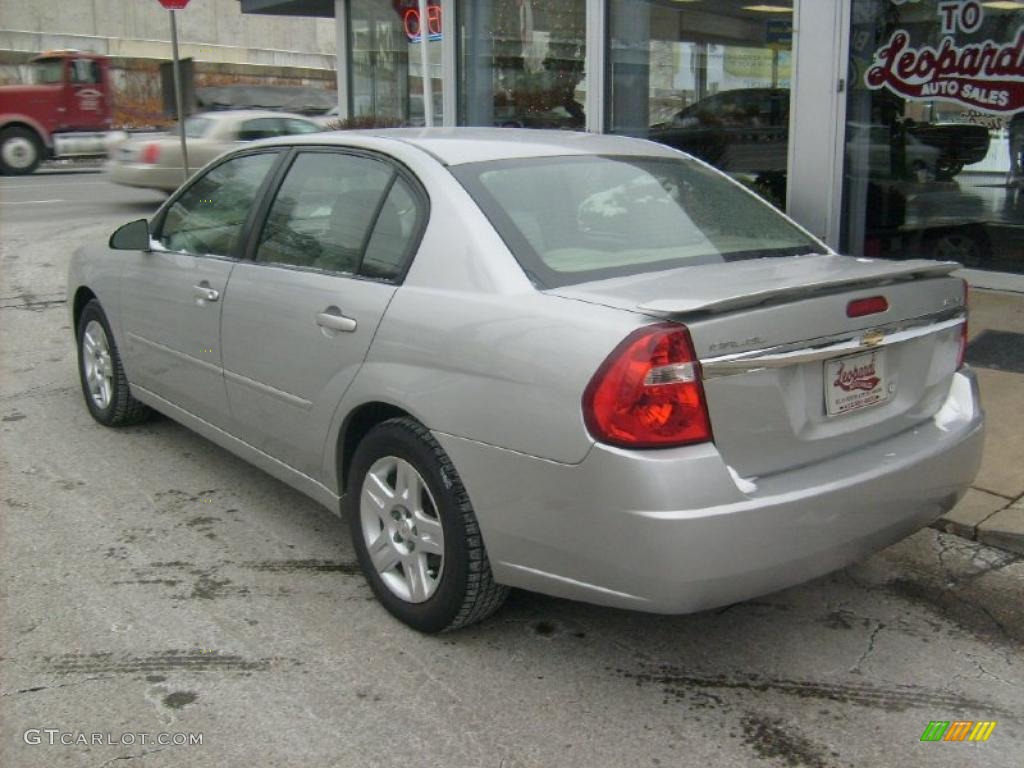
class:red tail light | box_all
[140,143,161,164]
[958,279,969,369]
[583,323,712,449]
[847,295,889,318]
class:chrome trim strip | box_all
[126,332,221,374]
[700,311,965,379]
[223,368,313,411]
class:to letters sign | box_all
[865,1,1024,114]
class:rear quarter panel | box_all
[321,145,645,489]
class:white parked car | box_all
[106,110,321,192]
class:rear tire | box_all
[76,300,152,426]
[0,127,42,175]
[347,417,509,632]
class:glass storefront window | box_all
[457,0,586,129]
[608,0,794,208]
[843,0,1024,273]
[349,0,444,126]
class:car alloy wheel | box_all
[75,299,151,426]
[81,319,114,410]
[359,455,445,603]
[347,417,508,631]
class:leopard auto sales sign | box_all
[865,0,1024,114]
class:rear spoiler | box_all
[637,259,961,315]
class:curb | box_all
[932,489,1024,555]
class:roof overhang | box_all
[239,0,335,18]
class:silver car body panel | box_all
[436,369,983,612]
[69,128,985,616]
[221,263,397,478]
[119,242,235,426]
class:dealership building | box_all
[240,0,1024,285]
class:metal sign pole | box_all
[417,0,434,127]
[169,9,190,181]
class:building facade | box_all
[0,0,338,126]
[243,0,1024,285]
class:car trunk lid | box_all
[549,254,967,478]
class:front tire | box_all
[347,418,509,632]
[76,300,152,426]
[0,127,42,175]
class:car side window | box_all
[256,152,393,275]
[284,118,321,135]
[361,177,422,281]
[158,152,277,257]
[70,59,100,84]
[237,118,283,141]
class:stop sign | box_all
[158,0,191,9]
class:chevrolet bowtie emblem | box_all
[861,330,885,348]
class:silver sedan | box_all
[106,109,322,192]
[68,129,984,632]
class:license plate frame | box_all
[824,349,890,417]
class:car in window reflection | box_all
[648,88,790,177]
[649,88,989,184]
[846,123,943,182]
[106,110,322,193]
[70,129,983,633]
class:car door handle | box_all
[192,284,220,302]
[316,309,357,333]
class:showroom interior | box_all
[241,0,1024,287]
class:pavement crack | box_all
[975,661,1016,687]
[96,748,166,768]
[1,675,113,696]
[848,622,885,675]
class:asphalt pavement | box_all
[0,171,1021,768]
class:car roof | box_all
[255,128,684,166]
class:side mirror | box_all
[109,218,150,251]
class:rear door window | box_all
[256,152,392,274]
[237,118,284,141]
[283,118,321,135]
[361,177,423,280]
[255,151,426,280]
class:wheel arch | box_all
[71,286,98,336]
[0,117,49,149]
[335,401,416,496]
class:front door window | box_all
[159,152,278,256]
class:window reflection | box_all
[609,1,794,207]
[458,0,586,129]
[843,0,1024,273]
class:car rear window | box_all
[452,155,823,288]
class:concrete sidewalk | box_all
[934,287,1024,554]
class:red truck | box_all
[0,50,114,175]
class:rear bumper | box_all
[105,161,180,192]
[436,368,984,613]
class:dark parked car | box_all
[651,88,989,182]
[649,88,790,177]
[907,121,991,180]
